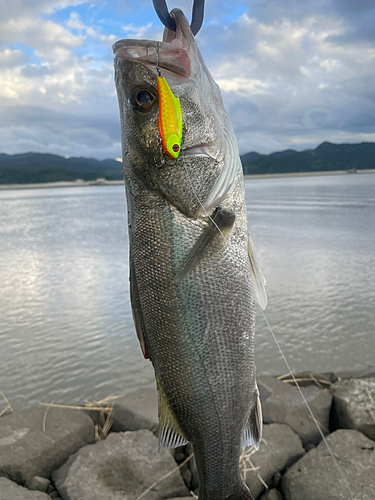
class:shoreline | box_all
[0,179,124,191]
[1,169,375,191]
[244,168,375,180]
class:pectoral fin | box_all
[130,261,151,360]
[174,207,235,284]
[247,233,267,310]
[241,385,263,450]
[156,378,188,450]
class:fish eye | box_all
[130,87,156,113]
[137,90,152,105]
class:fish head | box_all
[114,9,240,217]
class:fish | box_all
[113,8,267,500]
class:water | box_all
[0,174,374,410]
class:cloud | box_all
[0,2,120,158]
[0,0,87,21]
[65,11,117,46]
[197,9,375,154]
[0,0,374,159]
[0,101,120,158]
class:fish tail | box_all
[200,484,254,500]
[227,485,254,500]
[238,485,254,500]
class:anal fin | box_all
[241,385,263,450]
[174,206,235,284]
[156,378,188,451]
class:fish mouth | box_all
[113,9,193,78]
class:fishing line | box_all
[180,154,225,239]
[169,108,350,493]
[179,151,351,495]
[160,143,352,494]
[259,308,355,499]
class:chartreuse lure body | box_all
[157,76,183,159]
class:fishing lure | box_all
[157,74,183,159]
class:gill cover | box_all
[157,75,183,159]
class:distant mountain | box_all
[240,141,375,175]
[1,142,374,185]
[240,151,261,163]
[0,152,123,184]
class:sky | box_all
[1,0,375,159]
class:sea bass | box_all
[113,9,266,500]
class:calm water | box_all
[0,174,374,410]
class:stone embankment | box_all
[0,368,374,500]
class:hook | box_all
[152,0,205,36]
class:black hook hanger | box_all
[152,0,205,36]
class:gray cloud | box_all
[0,0,374,159]
[21,65,51,78]
[0,49,29,68]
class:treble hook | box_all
[152,0,205,36]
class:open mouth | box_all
[113,11,192,78]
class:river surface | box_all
[0,174,374,409]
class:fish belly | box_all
[129,183,256,499]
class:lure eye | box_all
[130,87,156,113]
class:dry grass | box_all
[277,369,295,380]
[280,372,331,392]
[41,395,122,439]
[308,414,329,434]
[42,401,53,432]
[0,390,13,417]
[240,445,268,491]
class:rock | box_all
[0,407,95,485]
[330,378,375,440]
[258,489,283,500]
[181,466,192,487]
[53,429,189,500]
[269,472,281,489]
[110,388,159,433]
[173,443,199,492]
[243,424,305,499]
[0,477,51,499]
[49,493,60,499]
[281,429,375,500]
[332,364,375,383]
[257,376,332,448]
[25,477,51,493]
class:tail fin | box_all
[239,486,254,500]
[227,485,254,500]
